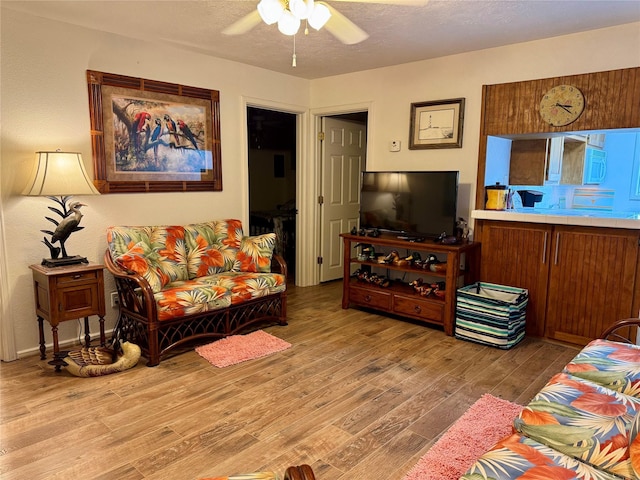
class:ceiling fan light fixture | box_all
[308,2,331,30]
[278,10,301,35]
[289,0,311,19]
[257,0,283,25]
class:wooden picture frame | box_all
[87,70,222,193]
[409,98,465,150]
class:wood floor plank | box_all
[0,280,580,479]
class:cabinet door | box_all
[508,139,546,185]
[545,227,639,345]
[560,140,586,185]
[477,221,552,337]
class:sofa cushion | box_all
[563,338,640,397]
[154,279,231,321]
[235,233,277,273]
[461,432,621,480]
[107,225,189,292]
[114,241,166,293]
[184,220,244,278]
[209,272,286,304]
[514,372,640,479]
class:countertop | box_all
[471,208,640,229]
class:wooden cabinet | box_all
[340,233,480,336]
[475,220,640,345]
[476,221,551,337]
[509,137,587,186]
[509,139,547,185]
[559,138,587,185]
[545,226,639,345]
[29,263,106,363]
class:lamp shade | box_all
[22,151,100,196]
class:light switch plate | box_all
[389,140,401,152]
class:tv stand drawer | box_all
[393,295,443,323]
[350,286,392,310]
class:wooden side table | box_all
[29,263,106,367]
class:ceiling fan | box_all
[222,0,428,46]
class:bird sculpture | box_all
[50,201,85,258]
[42,236,61,259]
[53,341,141,377]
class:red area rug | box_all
[195,330,291,368]
[403,394,523,480]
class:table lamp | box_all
[22,150,100,267]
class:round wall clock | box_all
[539,85,585,126]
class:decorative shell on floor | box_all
[61,342,141,377]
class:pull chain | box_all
[292,34,297,67]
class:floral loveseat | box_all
[104,219,287,366]
[462,318,640,480]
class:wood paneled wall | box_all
[475,67,640,208]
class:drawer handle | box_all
[414,305,422,313]
[365,294,372,302]
[73,274,82,279]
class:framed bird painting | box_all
[87,70,222,193]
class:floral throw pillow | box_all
[107,225,189,288]
[235,234,276,273]
[184,221,239,278]
[114,241,165,293]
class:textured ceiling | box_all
[4,0,640,79]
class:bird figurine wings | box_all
[40,196,90,267]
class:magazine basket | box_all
[455,282,528,349]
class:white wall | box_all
[0,9,310,358]
[310,22,640,223]
[2,7,639,359]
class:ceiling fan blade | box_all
[328,0,429,5]
[323,4,369,45]
[222,10,262,36]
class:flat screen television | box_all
[359,171,459,239]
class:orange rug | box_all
[403,394,523,480]
[195,330,291,368]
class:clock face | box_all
[539,85,585,126]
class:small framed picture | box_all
[409,98,465,149]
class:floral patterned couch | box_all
[104,219,287,366]
[462,318,640,480]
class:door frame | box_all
[310,102,373,286]
[242,97,308,286]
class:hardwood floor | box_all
[0,281,579,480]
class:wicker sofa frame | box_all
[104,250,287,367]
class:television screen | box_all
[359,171,459,239]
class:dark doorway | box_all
[247,107,297,281]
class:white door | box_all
[319,116,367,282]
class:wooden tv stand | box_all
[340,233,480,336]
